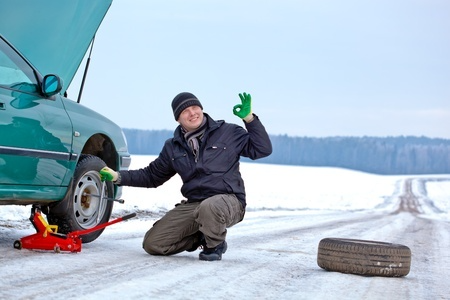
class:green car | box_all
[0,0,130,242]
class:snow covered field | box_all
[0,155,449,299]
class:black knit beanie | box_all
[171,92,203,120]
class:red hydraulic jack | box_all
[13,206,136,253]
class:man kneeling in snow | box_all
[101,92,272,261]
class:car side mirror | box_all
[42,74,63,97]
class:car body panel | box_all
[59,97,130,186]
[0,87,73,187]
[0,0,113,94]
[0,185,68,204]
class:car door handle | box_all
[0,102,5,110]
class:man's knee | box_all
[142,238,169,255]
[196,194,242,223]
[142,228,166,255]
[143,244,160,255]
[199,195,227,212]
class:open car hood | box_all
[0,0,112,94]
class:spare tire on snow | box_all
[317,238,411,277]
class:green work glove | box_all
[99,166,118,182]
[233,92,254,122]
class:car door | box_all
[0,36,73,186]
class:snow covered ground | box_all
[0,155,449,299]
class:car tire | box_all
[317,238,411,277]
[47,155,114,243]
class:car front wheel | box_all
[47,155,114,243]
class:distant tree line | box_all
[123,129,450,175]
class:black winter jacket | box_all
[118,113,272,208]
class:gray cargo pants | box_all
[142,194,245,255]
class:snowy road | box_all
[1,162,449,299]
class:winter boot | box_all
[199,241,227,261]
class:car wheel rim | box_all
[73,170,107,229]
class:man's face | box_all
[177,105,204,132]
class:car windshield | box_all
[0,37,38,88]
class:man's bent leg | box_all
[143,201,200,255]
[194,194,244,248]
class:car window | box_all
[0,37,38,90]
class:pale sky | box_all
[67,0,450,139]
